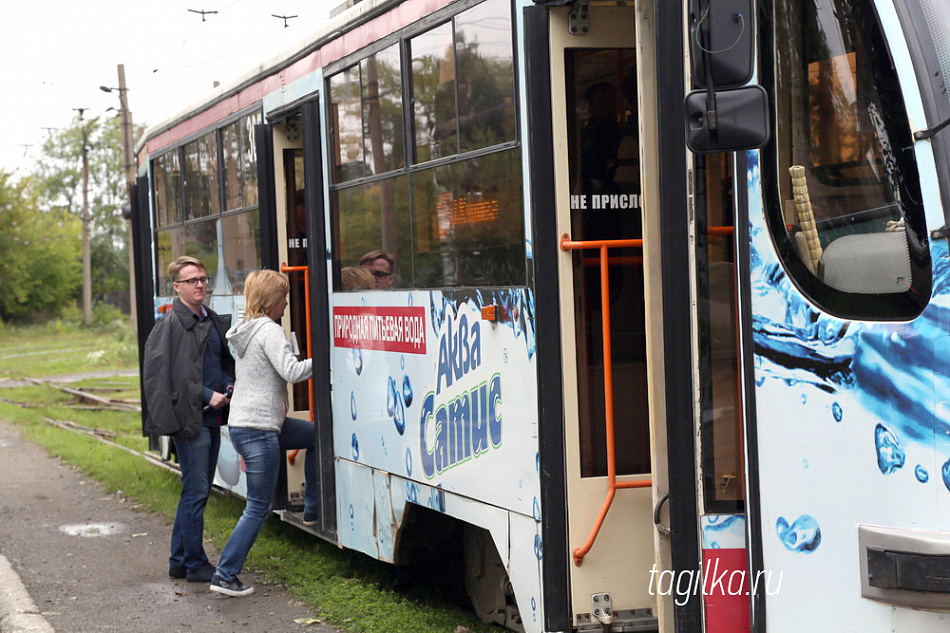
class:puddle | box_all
[59,522,125,537]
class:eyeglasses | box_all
[370,271,393,279]
[175,276,211,287]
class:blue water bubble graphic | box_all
[536,452,540,474]
[802,459,809,470]
[710,541,720,549]
[387,376,397,417]
[532,497,541,522]
[400,354,405,371]
[350,391,357,420]
[406,448,413,476]
[943,458,950,492]
[874,423,905,475]
[915,465,929,483]
[534,534,543,560]
[352,347,363,376]
[832,402,843,423]
[801,393,807,404]
[349,504,355,519]
[392,390,406,435]
[351,433,360,460]
[402,374,413,407]
[755,375,766,387]
[776,515,821,553]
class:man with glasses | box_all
[359,250,396,289]
[143,256,234,583]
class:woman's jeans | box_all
[215,418,317,582]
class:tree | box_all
[30,113,142,315]
[0,172,82,323]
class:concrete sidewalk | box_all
[0,418,335,633]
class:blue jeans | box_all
[170,425,220,572]
[216,418,317,582]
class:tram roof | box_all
[136,0,404,157]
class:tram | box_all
[130,0,950,630]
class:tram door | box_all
[550,5,661,628]
[273,117,312,511]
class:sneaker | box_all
[186,562,216,583]
[302,512,319,527]
[210,574,254,597]
[169,565,187,579]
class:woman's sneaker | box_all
[210,574,254,597]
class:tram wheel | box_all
[464,525,523,631]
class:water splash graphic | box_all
[402,374,413,407]
[915,465,929,483]
[874,423,905,475]
[832,402,843,423]
[776,515,821,553]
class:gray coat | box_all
[142,299,234,438]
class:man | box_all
[143,256,234,583]
[358,250,395,289]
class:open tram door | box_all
[534,1,749,631]
[260,100,336,540]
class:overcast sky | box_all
[0,0,341,177]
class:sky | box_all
[0,0,343,177]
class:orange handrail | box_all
[560,234,652,566]
[280,264,314,424]
[707,225,734,236]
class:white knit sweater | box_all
[225,317,312,432]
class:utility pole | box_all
[75,108,93,327]
[102,64,137,332]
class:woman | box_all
[211,269,316,597]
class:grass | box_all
[0,321,502,633]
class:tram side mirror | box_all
[689,0,755,89]
[685,85,769,153]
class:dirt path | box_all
[0,418,337,633]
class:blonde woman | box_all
[211,270,315,597]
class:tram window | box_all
[565,49,649,477]
[151,111,261,298]
[410,0,516,163]
[222,113,260,212]
[332,176,412,287]
[410,149,525,287]
[222,211,261,293]
[182,132,220,221]
[329,45,404,183]
[330,66,365,182]
[763,0,930,319]
[455,0,516,153]
[411,23,457,162]
[183,220,219,280]
[698,153,744,509]
[328,0,523,290]
[242,114,259,207]
[152,151,182,228]
[155,228,182,296]
[363,46,405,176]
